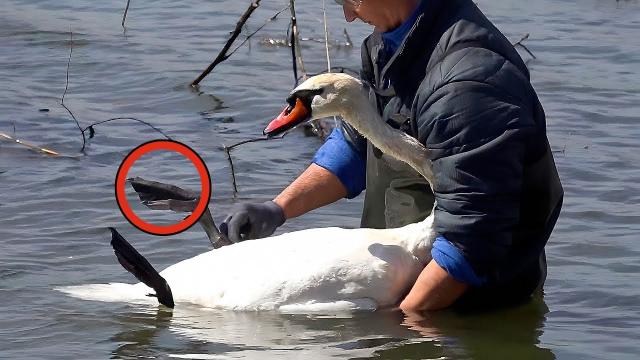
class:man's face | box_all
[339,0,396,32]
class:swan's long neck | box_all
[340,95,435,186]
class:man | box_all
[221,0,563,312]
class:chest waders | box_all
[357,37,436,230]
[360,134,434,229]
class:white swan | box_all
[59,73,437,312]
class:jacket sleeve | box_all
[312,125,367,198]
[415,76,538,279]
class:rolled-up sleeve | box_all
[312,127,367,198]
[432,236,486,286]
[416,79,537,279]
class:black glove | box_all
[219,201,286,243]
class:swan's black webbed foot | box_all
[128,177,198,212]
[109,227,175,308]
[126,177,232,248]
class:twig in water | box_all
[289,0,306,85]
[0,132,60,156]
[223,146,238,194]
[512,33,536,59]
[61,29,72,105]
[343,28,352,47]
[191,0,262,86]
[288,20,298,83]
[322,0,332,72]
[223,134,287,194]
[60,29,87,153]
[57,29,170,153]
[309,0,336,139]
[227,5,290,58]
[82,117,172,141]
[122,0,132,28]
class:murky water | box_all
[1,0,639,359]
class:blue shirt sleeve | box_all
[312,128,366,199]
[431,236,487,287]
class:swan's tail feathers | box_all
[109,227,175,308]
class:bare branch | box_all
[223,146,238,194]
[289,0,306,85]
[191,0,262,86]
[122,0,132,28]
[223,134,287,194]
[0,132,60,156]
[61,29,72,104]
[82,117,172,141]
[228,5,290,57]
[322,0,331,72]
[343,28,352,47]
[60,29,87,153]
[512,33,536,59]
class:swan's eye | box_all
[290,88,324,104]
[283,104,294,115]
[286,95,297,108]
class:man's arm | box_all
[220,164,348,242]
[274,163,347,219]
[221,126,366,241]
[276,124,367,219]
[399,260,468,312]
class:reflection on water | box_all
[104,298,552,359]
[402,298,553,360]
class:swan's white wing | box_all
[58,216,435,312]
[161,222,432,311]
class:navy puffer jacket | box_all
[341,0,563,300]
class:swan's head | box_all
[263,73,365,137]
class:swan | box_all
[59,73,437,312]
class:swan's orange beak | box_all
[263,98,311,138]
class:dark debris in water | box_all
[0,268,24,280]
[198,111,235,123]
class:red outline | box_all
[115,140,211,236]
